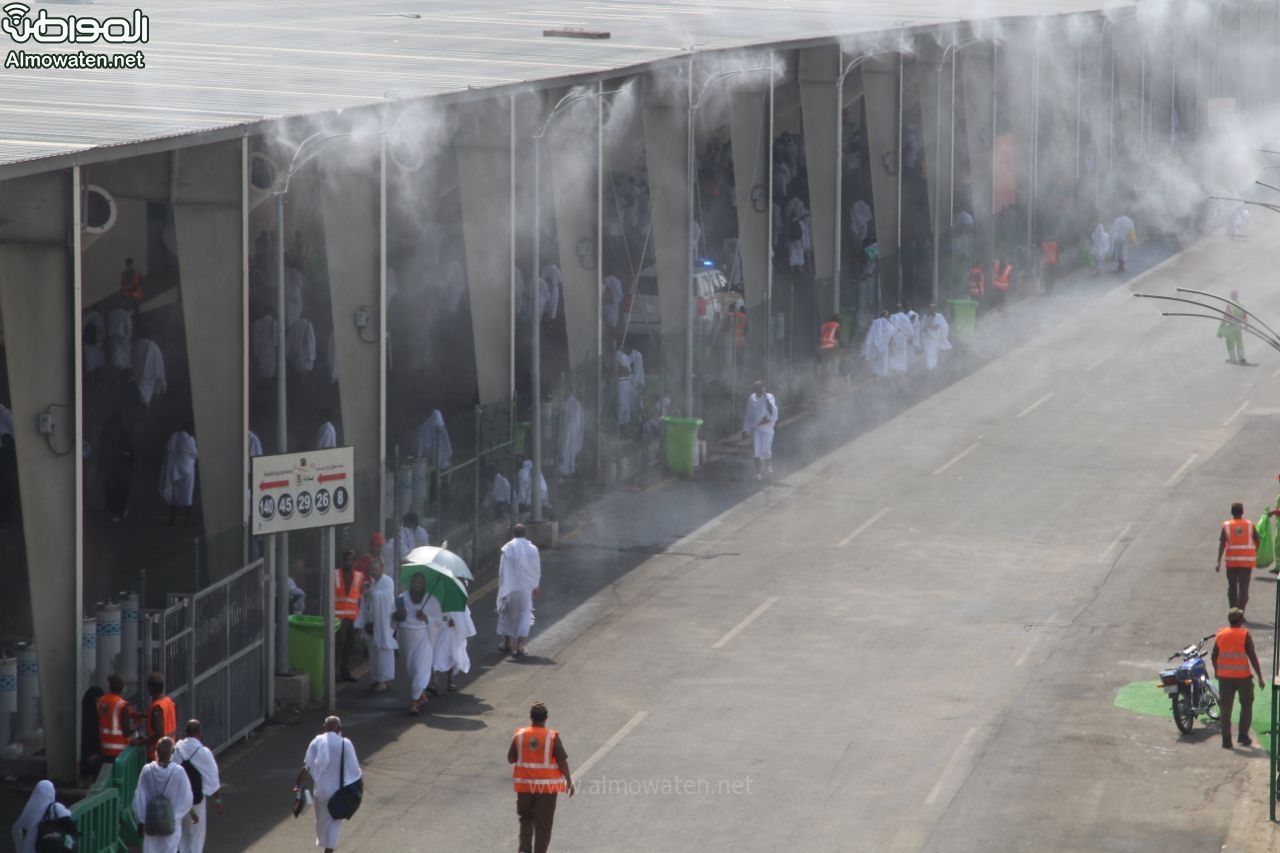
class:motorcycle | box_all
[1158,635,1220,734]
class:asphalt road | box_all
[210,225,1280,852]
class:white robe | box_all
[483,473,512,508]
[540,265,562,321]
[357,574,398,681]
[133,339,167,406]
[174,736,220,853]
[397,590,435,698]
[602,275,623,329]
[629,349,646,412]
[888,313,915,374]
[287,318,316,373]
[616,350,633,424]
[250,315,277,380]
[248,430,263,461]
[434,607,476,674]
[497,537,541,638]
[516,460,549,508]
[558,395,584,477]
[315,421,337,450]
[1090,224,1111,264]
[303,733,361,850]
[921,312,952,370]
[107,307,133,370]
[285,267,304,326]
[415,410,453,470]
[12,781,70,853]
[84,311,106,372]
[160,430,198,507]
[743,392,778,461]
[132,762,194,853]
[862,317,894,378]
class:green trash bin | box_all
[838,308,856,346]
[514,420,530,457]
[289,614,337,703]
[947,298,977,343]
[660,416,703,477]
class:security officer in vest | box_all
[335,548,365,683]
[96,673,135,763]
[139,671,177,761]
[1211,607,1265,749]
[508,702,574,853]
[1215,502,1260,616]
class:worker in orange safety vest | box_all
[966,263,985,302]
[1216,501,1260,615]
[335,549,365,683]
[140,671,177,761]
[120,258,144,305]
[1211,607,1265,749]
[508,702,573,853]
[96,673,135,763]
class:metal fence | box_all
[145,557,267,754]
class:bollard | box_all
[0,654,14,749]
[15,642,38,743]
[121,593,140,693]
[95,602,122,689]
[80,615,97,700]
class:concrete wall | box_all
[729,83,772,377]
[548,98,601,377]
[799,45,839,314]
[862,56,901,300]
[0,171,79,781]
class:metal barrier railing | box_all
[70,786,128,853]
[106,745,144,846]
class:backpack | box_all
[82,321,99,347]
[35,804,79,852]
[181,748,205,805]
[143,769,176,836]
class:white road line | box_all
[1015,636,1039,667]
[932,442,980,476]
[1016,393,1054,419]
[925,726,982,806]
[1098,522,1134,563]
[1223,400,1250,427]
[467,577,499,604]
[1272,366,1280,379]
[711,596,780,649]
[1164,453,1199,487]
[1086,350,1116,372]
[574,711,649,780]
[838,507,892,547]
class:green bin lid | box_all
[660,416,704,427]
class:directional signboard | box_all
[251,447,355,535]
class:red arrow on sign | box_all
[318,472,347,483]
[259,480,289,490]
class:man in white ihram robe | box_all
[497,526,541,656]
[888,308,915,375]
[516,460,549,511]
[107,301,133,375]
[287,317,316,373]
[558,394,584,478]
[357,560,397,689]
[615,348,633,425]
[415,409,453,470]
[628,345,646,415]
[132,738,194,853]
[299,718,361,853]
[133,335,167,407]
[483,470,512,518]
[742,380,778,481]
[315,411,337,449]
[862,311,894,378]
[395,572,436,713]
[433,605,476,690]
[921,304,952,371]
[160,424,198,523]
[602,275,623,331]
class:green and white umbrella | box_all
[398,562,469,613]
[405,544,473,581]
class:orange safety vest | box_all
[1214,626,1252,680]
[967,267,984,299]
[512,726,566,794]
[335,568,365,621]
[120,269,143,304]
[733,312,747,348]
[148,696,177,760]
[818,321,840,351]
[97,693,131,758]
[992,263,1012,292]
[1222,518,1257,569]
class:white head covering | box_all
[13,780,69,853]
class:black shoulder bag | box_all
[326,738,364,820]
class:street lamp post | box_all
[685,64,774,417]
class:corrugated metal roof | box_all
[0,0,1128,175]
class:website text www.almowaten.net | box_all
[577,776,755,797]
[5,50,144,69]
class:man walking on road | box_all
[1219,289,1252,366]
[508,702,573,853]
[296,716,361,853]
[1211,608,1265,749]
[174,719,222,853]
[1216,502,1259,616]
[742,380,778,482]
[133,737,194,853]
[498,525,541,657]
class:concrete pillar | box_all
[799,45,839,313]
[640,72,692,398]
[961,47,995,253]
[173,141,247,580]
[0,170,80,780]
[319,144,382,534]
[456,101,514,405]
[728,84,772,374]
[861,57,901,301]
[912,57,942,233]
[548,105,599,377]
[81,153,168,308]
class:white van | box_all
[623,266,732,336]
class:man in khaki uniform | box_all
[508,702,574,853]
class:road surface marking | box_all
[1164,453,1198,487]
[1086,350,1116,372]
[838,507,892,547]
[467,577,499,603]
[1015,393,1054,419]
[1015,636,1039,667]
[1098,522,1134,563]
[932,442,980,476]
[925,726,982,806]
[561,527,585,543]
[1272,366,1280,379]
[639,476,675,496]
[575,711,648,780]
[712,596,780,649]
[1231,258,1255,274]
[1223,400,1250,427]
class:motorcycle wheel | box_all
[1173,692,1196,734]
[1204,696,1220,721]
